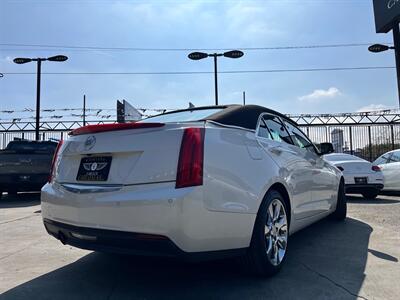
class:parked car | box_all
[373,149,400,192]
[324,153,384,199]
[0,140,58,199]
[41,105,346,276]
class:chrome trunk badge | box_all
[84,136,96,150]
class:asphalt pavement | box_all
[0,192,399,300]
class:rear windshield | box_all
[6,142,57,153]
[140,108,223,123]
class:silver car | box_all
[373,149,400,192]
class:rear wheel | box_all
[361,190,378,199]
[241,190,289,276]
[0,191,2,200]
[331,179,347,221]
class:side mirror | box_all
[319,142,334,155]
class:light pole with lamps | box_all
[188,50,244,105]
[369,39,400,107]
[13,55,68,141]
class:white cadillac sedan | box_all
[41,105,345,276]
[373,149,400,192]
[324,153,384,199]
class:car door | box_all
[255,113,319,219]
[380,151,400,191]
[282,120,337,215]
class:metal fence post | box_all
[349,126,353,155]
[368,126,372,161]
[325,127,328,142]
[391,124,395,150]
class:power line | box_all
[0,107,172,114]
[1,66,396,76]
[0,42,393,52]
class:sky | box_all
[0,0,399,121]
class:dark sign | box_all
[373,0,400,33]
[116,100,125,123]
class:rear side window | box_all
[283,121,317,154]
[6,142,57,153]
[389,151,400,163]
[374,154,391,165]
[257,114,293,145]
[257,117,273,140]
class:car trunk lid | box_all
[56,122,203,186]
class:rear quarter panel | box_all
[203,123,281,214]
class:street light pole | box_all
[83,94,86,126]
[393,24,400,108]
[13,55,68,141]
[35,59,42,141]
[188,50,244,106]
[214,54,218,105]
[206,53,223,105]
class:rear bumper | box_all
[43,218,246,261]
[345,184,384,194]
[41,182,256,253]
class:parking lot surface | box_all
[0,193,399,300]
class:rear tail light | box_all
[372,165,381,172]
[48,140,64,183]
[175,128,205,189]
[69,122,164,136]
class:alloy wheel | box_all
[264,198,288,266]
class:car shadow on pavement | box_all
[0,192,41,209]
[0,218,372,300]
[380,190,400,197]
[346,195,400,204]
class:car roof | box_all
[154,104,296,130]
[386,149,400,155]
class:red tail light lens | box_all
[69,122,164,136]
[175,128,205,189]
[48,140,64,183]
[372,165,381,172]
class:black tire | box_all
[0,191,2,200]
[241,190,289,277]
[331,179,347,221]
[361,191,378,199]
